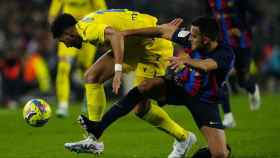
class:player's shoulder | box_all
[216,43,234,58]
[77,13,100,28]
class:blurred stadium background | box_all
[0,0,279,158]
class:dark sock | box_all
[228,75,239,94]
[238,76,256,94]
[246,77,256,94]
[221,84,231,114]
[90,87,145,139]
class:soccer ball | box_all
[23,99,52,127]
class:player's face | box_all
[59,27,83,49]
[189,25,204,51]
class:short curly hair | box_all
[50,13,77,38]
[191,16,220,41]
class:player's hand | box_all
[168,55,189,71]
[228,28,241,37]
[112,71,122,94]
[159,18,183,39]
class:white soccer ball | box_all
[23,99,52,127]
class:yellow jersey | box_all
[76,9,173,68]
[48,0,107,20]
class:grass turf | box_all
[0,93,279,158]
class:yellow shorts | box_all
[134,63,166,78]
[58,42,96,68]
[134,38,173,79]
[122,61,166,86]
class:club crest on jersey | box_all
[178,30,190,38]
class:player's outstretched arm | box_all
[104,26,125,94]
[122,18,183,40]
[169,56,218,72]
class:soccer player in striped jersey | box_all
[202,0,261,128]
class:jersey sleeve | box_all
[171,28,191,48]
[86,23,108,44]
[77,20,109,45]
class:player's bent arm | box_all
[104,27,124,65]
[122,27,163,38]
[184,58,218,72]
[122,18,183,40]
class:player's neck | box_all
[72,27,79,36]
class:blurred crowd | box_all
[0,0,279,108]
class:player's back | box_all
[76,9,173,66]
[82,9,158,31]
[77,9,173,67]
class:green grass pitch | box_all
[0,93,279,158]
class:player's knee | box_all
[84,69,99,83]
[133,101,150,117]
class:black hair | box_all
[191,16,220,41]
[50,13,77,38]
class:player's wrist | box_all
[114,64,122,72]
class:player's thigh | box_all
[132,75,150,113]
[200,127,228,157]
[187,101,223,129]
[84,52,115,83]
[57,43,77,76]
[134,63,167,99]
[162,79,189,105]
[133,77,166,113]
[77,43,97,69]
[138,78,166,96]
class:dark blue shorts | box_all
[233,47,252,73]
[160,78,224,129]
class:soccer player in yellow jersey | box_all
[50,9,194,155]
[48,0,107,117]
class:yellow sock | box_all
[142,101,188,141]
[85,83,106,121]
[56,61,71,107]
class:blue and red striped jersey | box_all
[173,49,208,97]
[171,28,235,103]
[197,44,235,104]
[204,0,259,48]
